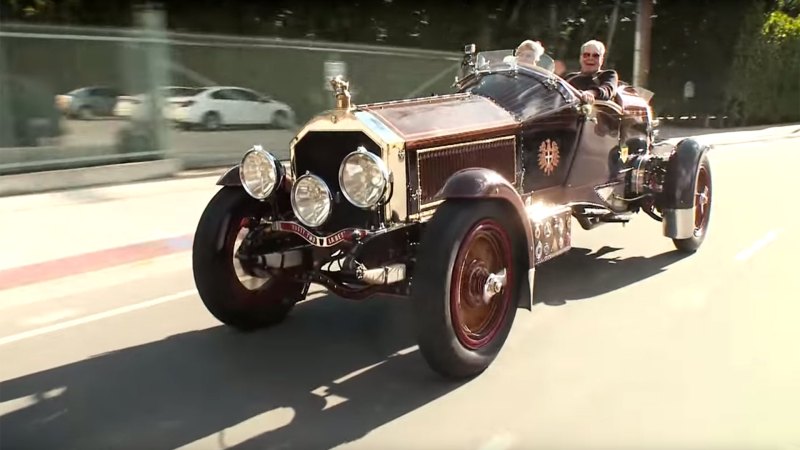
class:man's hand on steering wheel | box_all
[579,90,596,104]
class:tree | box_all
[727,1,800,124]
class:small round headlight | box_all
[291,174,333,228]
[239,146,282,200]
[338,147,390,208]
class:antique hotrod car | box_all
[192,45,712,379]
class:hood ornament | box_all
[329,75,353,110]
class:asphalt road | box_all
[1,138,799,449]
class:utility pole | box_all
[606,0,622,58]
[632,0,653,88]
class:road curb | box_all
[0,158,183,197]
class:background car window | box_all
[166,87,203,97]
[91,87,116,97]
[466,73,567,121]
[232,89,260,102]
[210,89,236,100]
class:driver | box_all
[515,39,545,68]
[564,40,618,103]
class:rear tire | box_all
[673,154,712,253]
[192,187,305,331]
[412,200,524,379]
[78,106,93,120]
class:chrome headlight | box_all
[338,147,391,208]
[291,174,332,228]
[239,145,282,200]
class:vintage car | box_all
[192,45,712,379]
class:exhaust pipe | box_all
[358,264,407,285]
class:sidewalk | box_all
[0,175,219,288]
[0,123,798,291]
[657,122,800,146]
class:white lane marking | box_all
[174,407,295,450]
[0,387,66,417]
[0,252,192,312]
[477,431,517,450]
[736,230,779,261]
[332,346,418,384]
[0,290,196,347]
[310,385,349,410]
[20,308,80,326]
[304,345,421,412]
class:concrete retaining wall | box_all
[0,158,181,197]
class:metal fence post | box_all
[135,4,171,158]
[0,15,16,148]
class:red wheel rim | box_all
[450,220,513,350]
[693,166,711,237]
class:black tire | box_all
[270,110,292,129]
[78,106,93,120]
[673,154,712,252]
[202,111,221,131]
[412,199,525,379]
[192,187,305,331]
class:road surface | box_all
[0,136,798,450]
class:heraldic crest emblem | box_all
[537,139,560,175]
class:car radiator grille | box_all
[415,136,517,208]
[292,131,383,233]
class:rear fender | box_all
[435,168,536,309]
[662,138,710,239]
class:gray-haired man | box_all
[564,40,619,103]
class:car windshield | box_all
[457,48,573,120]
[474,49,556,75]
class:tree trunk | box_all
[606,0,621,57]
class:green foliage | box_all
[726,3,800,125]
[763,9,800,40]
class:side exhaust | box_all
[358,264,407,285]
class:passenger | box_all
[515,39,545,68]
[564,39,618,103]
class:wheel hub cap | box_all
[483,268,507,304]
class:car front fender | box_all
[434,168,536,309]
[216,166,241,186]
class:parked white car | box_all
[166,86,295,130]
[114,86,202,120]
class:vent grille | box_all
[416,136,517,206]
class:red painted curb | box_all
[0,234,194,291]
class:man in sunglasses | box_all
[564,40,619,104]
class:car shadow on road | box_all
[0,295,464,449]
[533,246,689,306]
